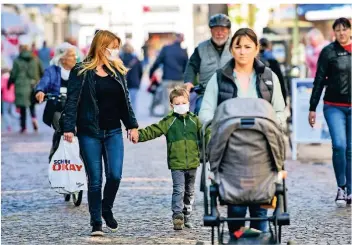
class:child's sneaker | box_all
[347,194,351,205]
[184,215,193,228]
[335,187,346,208]
[173,213,184,230]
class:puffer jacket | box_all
[309,41,351,111]
[63,62,138,135]
[35,65,62,127]
[138,112,210,170]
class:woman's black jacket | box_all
[62,63,139,135]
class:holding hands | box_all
[128,128,139,144]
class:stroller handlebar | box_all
[44,93,67,102]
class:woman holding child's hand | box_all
[128,128,139,143]
[63,30,139,236]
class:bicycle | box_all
[44,92,83,207]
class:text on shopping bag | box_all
[52,160,84,171]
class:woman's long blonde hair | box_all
[78,30,128,76]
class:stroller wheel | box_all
[72,191,83,207]
[64,194,70,202]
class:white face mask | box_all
[60,66,71,80]
[173,103,189,115]
[106,48,120,61]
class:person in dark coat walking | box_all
[259,38,287,105]
[149,33,188,116]
[120,43,143,114]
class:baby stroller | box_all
[200,98,290,245]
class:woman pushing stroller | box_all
[199,28,287,242]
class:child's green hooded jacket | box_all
[138,112,210,170]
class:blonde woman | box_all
[63,30,139,236]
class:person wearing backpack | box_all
[198,28,286,241]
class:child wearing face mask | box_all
[135,86,210,230]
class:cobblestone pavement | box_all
[1,82,351,245]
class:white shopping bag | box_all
[48,136,88,194]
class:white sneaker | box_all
[335,187,347,208]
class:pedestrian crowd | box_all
[1,14,350,241]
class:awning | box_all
[1,12,29,35]
[23,4,54,15]
[297,4,352,21]
[297,4,347,16]
[268,20,313,29]
[1,11,43,36]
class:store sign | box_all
[291,78,331,160]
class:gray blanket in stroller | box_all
[207,98,285,205]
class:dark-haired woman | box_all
[309,17,351,207]
[199,28,286,240]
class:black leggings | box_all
[19,104,36,130]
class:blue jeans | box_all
[227,205,268,237]
[129,88,139,114]
[2,101,13,129]
[323,104,351,195]
[194,95,203,116]
[78,128,124,226]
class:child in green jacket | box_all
[135,86,209,230]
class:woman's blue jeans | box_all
[78,128,124,226]
[227,204,268,238]
[323,104,351,195]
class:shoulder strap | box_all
[216,69,222,84]
[216,69,222,104]
[259,67,273,102]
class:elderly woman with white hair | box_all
[305,28,329,78]
[35,42,78,159]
